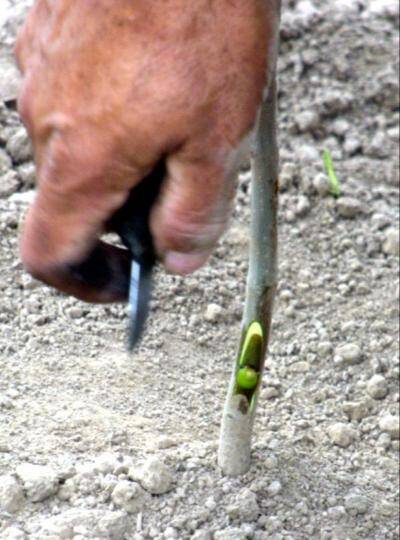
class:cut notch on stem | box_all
[234,321,264,410]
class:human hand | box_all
[15,0,278,302]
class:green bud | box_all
[236,366,258,390]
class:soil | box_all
[0,1,399,539]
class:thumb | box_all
[150,152,236,274]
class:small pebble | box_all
[0,527,26,540]
[344,136,362,155]
[280,161,296,191]
[328,422,355,447]
[284,209,296,223]
[0,170,19,198]
[15,463,59,502]
[296,195,311,217]
[296,144,319,163]
[57,479,76,502]
[204,303,223,323]
[378,500,397,517]
[111,480,148,514]
[227,488,259,521]
[364,131,390,158]
[318,341,333,357]
[313,173,331,196]
[0,147,12,173]
[366,374,388,400]
[379,415,400,439]
[295,110,320,132]
[264,386,280,399]
[66,306,84,320]
[267,480,282,496]
[190,531,212,540]
[377,432,392,449]
[335,343,363,365]
[330,118,350,136]
[164,526,178,539]
[130,457,173,495]
[214,528,247,540]
[336,197,364,218]
[5,127,32,163]
[17,162,36,187]
[344,493,369,516]
[320,88,353,115]
[0,475,25,513]
[342,401,369,422]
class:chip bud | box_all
[236,366,258,390]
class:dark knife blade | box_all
[108,162,164,350]
[127,259,152,350]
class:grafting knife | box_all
[109,163,164,350]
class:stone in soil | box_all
[204,303,223,322]
[379,415,400,439]
[5,127,32,163]
[295,110,320,132]
[0,147,12,173]
[296,195,311,217]
[214,528,247,540]
[17,161,36,187]
[15,463,59,502]
[0,526,26,540]
[336,197,364,218]
[342,401,370,422]
[38,508,128,539]
[227,488,260,521]
[279,161,296,191]
[313,173,331,196]
[111,480,149,514]
[0,54,20,102]
[366,374,388,399]
[190,531,212,540]
[344,492,369,516]
[335,343,363,365]
[0,170,19,198]
[0,474,25,513]
[130,457,173,495]
[267,479,282,496]
[328,423,356,448]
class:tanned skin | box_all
[15,0,279,302]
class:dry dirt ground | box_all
[0,1,399,539]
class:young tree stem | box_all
[218,77,279,476]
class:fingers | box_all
[20,188,135,302]
[29,241,132,303]
[19,130,147,302]
[150,150,237,274]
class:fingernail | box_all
[164,251,209,274]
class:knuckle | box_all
[159,212,226,253]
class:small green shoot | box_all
[236,366,258,390]
[238,321,263,370]
[323,148,340,198]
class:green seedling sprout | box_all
[323,148,340,198]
